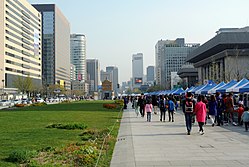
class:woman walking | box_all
[208,95,218,127]
[145,98,153,122]
[195,95,207,135]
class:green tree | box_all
[13,75,34,96]
[146,85,164,92]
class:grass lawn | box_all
[0,100,122,167]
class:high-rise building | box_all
[106,66,118,95]
[86,59,100,92]
[146,66,155,85]
[32,4,71,89]
[132,53,143,89]
[155,38,199,89]
[70,34,86,82]
[0,0,42,88]
[100,70,112,83]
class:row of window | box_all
[5,67,41,78]
[6,59,40,72]
[6,1,40,31]
[5,43,40,60]
[11,0,40,26]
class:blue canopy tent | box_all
[216,80,237,93]
[189,85,205,94]
[239,83,249,93]
[227,78,249,92]
[184,86,194,94]
[198,84,217,94]
[166,89,177,95]
[208,82,226,94]
[172,88,185,95]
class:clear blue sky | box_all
[28,0,249,83]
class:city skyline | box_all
[28,0,249,83]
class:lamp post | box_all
[2,79,4,100]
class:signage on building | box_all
[102,80,112,91]
[135,77,142,84]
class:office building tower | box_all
[86,59,100,92]
[70,34,86,82]
[132,53,143,89]
[155,38,199,89]
[106,66,118,95]
[147,66,155,85]
[33,4,71,89]
[100,70,112,83]
[0,0,42,89]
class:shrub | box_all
[115,99,124,106]
[7,149,37,163]
[30,102,47,107]
[61,100,71,103]
[103,104,117,109]
[15,104,25,107]
[46,123,87,130]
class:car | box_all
[36,98,44,103]
[13,99,22,105]
[0,100,11,106]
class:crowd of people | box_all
[122,92,249,135]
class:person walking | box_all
[134,97,139,116]
[195,95,207,135]
[225,93,236,125]
[168,97,175,122]
[138,93,146,117]
[236,103,244,126]
[145,98,153,122]
[242,107,249,131]
[208,95,218,127]
[216,92,223,126]
[183,92,196,135]
[159,95,166,122]
[152,95,158,114]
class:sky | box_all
[28,0,249,83]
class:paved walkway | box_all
[110,103,249,167]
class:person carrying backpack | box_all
[183,92,196,135]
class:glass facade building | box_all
[33,4,71,89]
[70,34,86,82]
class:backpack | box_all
[159,99,165,110]
[185,99,194,113]
[168,100,175,111]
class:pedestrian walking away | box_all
[168,97,175,122]
[183,92,196,135]
[195,95,207,135]
[145,97,153,122]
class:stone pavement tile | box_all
[136,160,171,166]
[111,103,249,167]
[110,162,135,167]
[169,160,206,166]
[203,160,243,165]
[238,160,249,165]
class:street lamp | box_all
[2,79,4,99]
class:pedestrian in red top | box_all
[236,103,244,126]
[195,95,207,135]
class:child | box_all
[236,103,244,126]
[241,107,249,131]
[145,98,153,122]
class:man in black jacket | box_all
[138,93,146,117]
